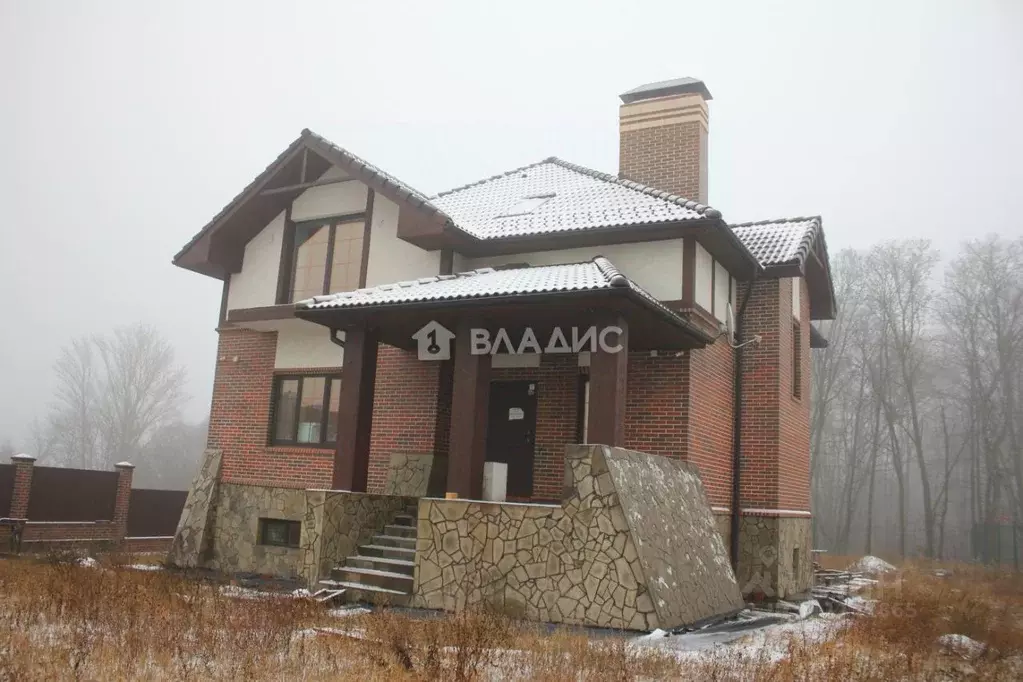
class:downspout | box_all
[730,271,758,571]
[329,328,345,348]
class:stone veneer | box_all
[300,490,417,586]
[209,483,307,578]
[382,453,447,497]
[411,444,742,631]
[167,448,222,568]
[734,515,812,600]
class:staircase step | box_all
[318,580,410,605]
[392,513,416,527]
[360,544,416,560]
[372,534,416,549]
[333,566,414,593]
[345,555,415,576]
[383,524,417,538]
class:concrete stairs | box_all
[317,505,418,605]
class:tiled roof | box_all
[299,258,627,309]
[296,256,692,331]
[730,216,821,268]
[302,129,435,205]
[430,158,721,240]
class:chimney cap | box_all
[619,77,712,104]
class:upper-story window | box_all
[284,215,367,303]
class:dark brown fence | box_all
[0,464,13,517]
[27,466,118,522]
[126,489,187,537]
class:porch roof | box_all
[294,257,715,351]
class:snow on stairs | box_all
[318,505,418,606]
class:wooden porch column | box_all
[447,319,491,499]
[586,317,629,447]
[333,326,378,492]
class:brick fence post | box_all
[10,454,36,519]
[113,462,135,542]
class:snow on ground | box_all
[937,633,987,660]
[633,611,851,665]
[126,563,163,572]
[849,555,896,575]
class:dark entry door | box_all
[486,380,538,499]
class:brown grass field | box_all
[1,552,1022,680]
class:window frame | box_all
[258,518,302,548]
[269,373,342,447]
[278,211,370,304]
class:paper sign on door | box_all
[508,407,524,421]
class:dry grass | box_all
[2,553,1022,681]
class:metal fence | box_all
[26,466,118,522]
[126,489,187,537]
[0,464,12,517]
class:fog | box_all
[1,0,1020,448]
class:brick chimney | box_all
[619,77,712,204]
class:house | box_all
[168,77,835,630]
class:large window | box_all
[286,215,366,302]
[271,374,341,446]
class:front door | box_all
[485,380,538,499]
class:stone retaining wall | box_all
[411,444,742,631]
[300,490,417,586]
[382,453,447,497]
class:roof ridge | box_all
[431,158,555,199]
[546,157,723,220]
[730,215,822,229]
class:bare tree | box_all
[42,323,187,470]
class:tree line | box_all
[812,235,1023,563]
[0,323,204,490]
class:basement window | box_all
[496,194,555,218]
[258,518,301,548]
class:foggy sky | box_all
[1,0,1020,447]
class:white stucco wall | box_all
[274,320,343,369]
[364,195,441,286]
[694,243,713,310]
[291,166,368,222]
[713,260,730,323]
[227,210,286,310]
[464,240,685,301]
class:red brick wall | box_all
[366,347,445,492]
[209,328,335,489]
[619,119,705,202]
[737,278,811,512]
[624,352,687,461]
[686,339,736,508]
[777,278,811,510]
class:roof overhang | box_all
[173,131,448,280]
[294,287,714,352]
[399,216,761,279]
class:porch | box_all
[294,258,713,500]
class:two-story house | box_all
[169,77,834,630]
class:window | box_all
[792,323,802,399]
[286,215,366,302]
[694,243,713,310]
[258,518,301,548]
[271,374,342,445]
[576,375,590,443]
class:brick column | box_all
[113,462,135,540]
[9,454,36,519]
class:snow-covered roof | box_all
[730,217,821,268]
[430,158,721,240]
[299,257,642,309]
